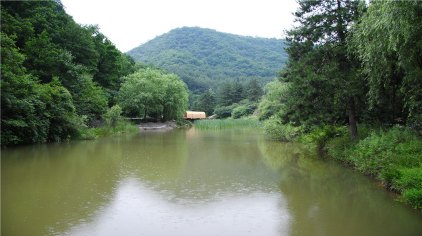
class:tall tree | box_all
[349,0,422,129]
[283,0,365,138]
[196,89,216,116]
[218,83,234,106]
[232,81,245,104]
[245,79,263,102]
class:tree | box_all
[1,0,136,145]
[196,89,216,116]
[349,0,422,129]
[245,79,263,102]
[232,81,245,104]
[69,74,108,122]
[104,105,122,127]
[1,33,80,144]
[258,80,290,120]
[118,68,188,121]
[282,0,365,138]
[1,33,49,144]
[37,78,81,142]
[218,83,234,106]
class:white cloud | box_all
[61,0,298,52]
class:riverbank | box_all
[78,120,190,139]
[265,124,422,210]
[306,126,421,210]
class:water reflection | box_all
[65,178,289,236]
[2,129,421,236]
[259,139,422,236]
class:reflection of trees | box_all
[259,139,422,236]
[1,130,191,236]
[5,130,421,236]
[258,140,307,171]
[121,130,188,181]
[1,139,124,236]
[128,129,276,203]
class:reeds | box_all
[194,118,262,130]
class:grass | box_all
[77,120,139,140]
[323,126,422,209]
[194,118,262,130]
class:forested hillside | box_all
[127,27,287,92]
[1,1,135,145]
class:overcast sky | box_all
[61,0,299,52]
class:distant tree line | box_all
[191,78,263,118]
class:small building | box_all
[184,111,206,120]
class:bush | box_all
[350,127,421,177]
[402,188,422,209]
[214,104,238,118]
[324,125,422,209]
[231,103,257,119]
[299,125,348,149]
[104,105,122,127]
[326,135,355,162]
[264,117,301,141]
[392,168,422,192]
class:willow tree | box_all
[281,0,366,138]
[349,0,422,129]
[118,68,189,121]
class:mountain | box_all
[127,27,287,92]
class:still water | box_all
[2,128,422,236]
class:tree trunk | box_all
[348,97,358,139]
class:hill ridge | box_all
[127,27,287,92]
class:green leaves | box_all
[277,0,365,137]
[127,27,287,92]
[118,68,188,121]
[349,0,422,129]
[1,1,135,145]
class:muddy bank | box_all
[138,121,178,131]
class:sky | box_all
[61,0,299,52]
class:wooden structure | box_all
[184,111,206,120]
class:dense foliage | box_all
[1,1,135,145]
[117,68,189,121]
[263,0,421,138]
[127,27,287,93]
[325,127,422,209]
[258,0,422,209]
[349,0,422,129]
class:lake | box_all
[2,128,421,236]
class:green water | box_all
[2,128,421,236]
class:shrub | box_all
[104,105,122,127]
[392,167,422,192]
[402,188,422,209]
[214,104,238,118]
[350,127,421,177]
[231,103,257,119]
[264,117,301,141]
[299,125,348,149]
